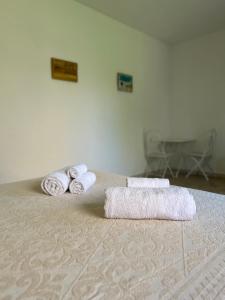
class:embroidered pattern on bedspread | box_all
[0,172,225,299]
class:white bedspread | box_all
[0,171,225,299]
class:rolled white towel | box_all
[104,186,196,220]
[41,169,71,196]
[67,164,88,179]
[69,172,96,194]
[127,177,170,188]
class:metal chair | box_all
[143,129,174,178]
[185,129,217,181]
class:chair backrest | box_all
[195,128,217,156]
[143,129,164,158]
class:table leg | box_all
[176,154,184,177]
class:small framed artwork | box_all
[117,72,133,92]
[51,58,78,82]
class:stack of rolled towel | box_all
[41,164,96,196]
[104,177,196,221]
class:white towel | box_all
[104,187,196,220]
[67,164,88,179]
[69,172,96,194]
[127,177,170,188]
[41,169,71,196]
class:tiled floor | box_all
[168,174,225,195]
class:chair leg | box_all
[168,164,174,178]
[205,158,214,174]
[186,167,195,178]
[156,158,162,176]
[193,157,209,181]
[145,163,151,177]
[186,157,209,181]
[145,158,175,178]
[185,158,199,178]
[162,163,167,178]
[198,164,209,181]
[176,155,183,177]
[144,166,149,177]
[145,158,156,177]
[166,157,174,178]
[162,158,172,178]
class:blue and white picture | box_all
[117,73,133,92]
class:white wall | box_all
[171,30,225,173]
[0,0,171,183]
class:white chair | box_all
[185,129,217,181]
[143,129,174,178]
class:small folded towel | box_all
[67,164,88,179]
[41,169,71,196]
[104,187,196,220]
[127,177,170,188]
[69,172,96,194]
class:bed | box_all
[0,171,225,299]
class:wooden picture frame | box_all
[51,58,78,82]
[117,72,133,92]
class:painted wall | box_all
[0,0,171,183]
[171,30,225,173]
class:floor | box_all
[167,174,225,195]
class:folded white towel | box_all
[104,187,196,220]
[127,177,170,188]
[67,164,88,179]
[41,169,71,196]
[69,172,96,194]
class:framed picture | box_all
[117,72,133,92]
[51,58,78,82]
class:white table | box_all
[160,138,195,177]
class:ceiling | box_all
[75,0,225,44]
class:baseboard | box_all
[132,170,225,179]
[210,172,225,179]
[176,169,225,179]
[131,173,145,178]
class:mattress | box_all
[0,171,225,300]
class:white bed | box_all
[0,171,225,299]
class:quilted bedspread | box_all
[0,171,225,300]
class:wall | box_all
[171,31,225,173]
[0,0,171,183]
[171,30,225,173]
